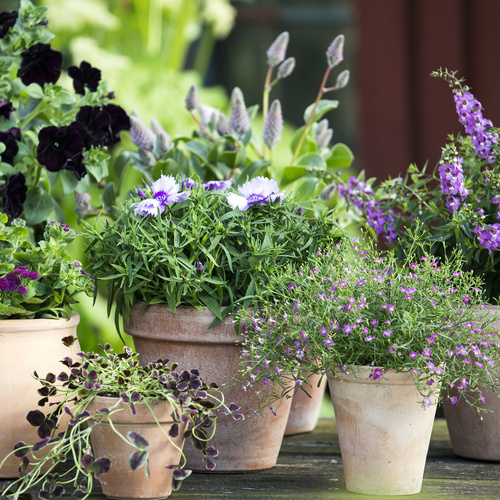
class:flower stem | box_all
[20,97,47,129]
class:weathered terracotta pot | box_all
[443,305,500,460]
[0,313,80,478]
[285,372,327,436]
[328,366,438,496]
[87,396,185,500]
[123,303,293,471]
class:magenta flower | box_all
[369,368,383,380]
[134,176,188,216]
[227,177,284,211]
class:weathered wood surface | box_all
[2,419,499,499]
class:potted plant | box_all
[0,337,243,499]
[328,69,500,460]
[0,213,94,477]
[236,234,499,495]
[82,173,344,471]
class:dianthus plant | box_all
[237,233,500,412]
[325,69,500,302]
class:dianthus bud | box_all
[277,57,295,80]
[335,69,350,89]
[229,87,251,137]
[185,84,200,112]
[326,34,344,68]
[129,113,155,150]
[266,31,289,67]
[262,99,283,150]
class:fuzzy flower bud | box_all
[217,113,230,136]
[229,87,251,137]
[129,113,155,150]
[262,99,283,150]
[316,128,333,148]
[335,69,350,89]
[266,31,289,67]
[277,57,295,80]
[185,84,200,112]
[326,34,344,68]
[150,118,171,153]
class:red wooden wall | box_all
[355,0,500,181]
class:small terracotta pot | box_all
[87,396,186,500]
[123,303,293,471]
[285,372,327,436]
[443,305,500,460]
[328,366,438,496]
[0,313,80,478]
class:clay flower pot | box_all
[285,371,327,436]
[0,313,79,478]
[328,366,438,496]
[443,305,500,460]
[124,303,293,471]
[87,396,186,500]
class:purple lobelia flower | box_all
[134,175,188,216]
[67,61,101,95]
[17,43,62,86]
[227,176,284,211]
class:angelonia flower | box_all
[229,87,251,137]
[227,176,285,211]
[262,99,283,150]
[277,57,295,80]
[134,175,188,216]
[438,155,469,212]
[326,34,344,68]
[473,223,500,254]
[266,31,289,67]
[185,84,200,112]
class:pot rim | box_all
[0,312,80,332]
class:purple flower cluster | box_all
[0,266,38,295]
[438,156,469,212]
[454,90,498,162]
[473,223,500,254]
[336,177,397,243]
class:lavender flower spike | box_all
[134,175,188,216]
[277,57,295,80]
[227,176,285,211]
[266,31,289,67]
[326,34,344,68]
[335,69,350,89]
[263,99,283,150]
[129,111,155,150]
[229,87,251,137]
[185,84,200,112]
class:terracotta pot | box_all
[443,305,500,460]
[87,396,185,500]
[0,313,80,478]
[327,366,438,496]
[285,372,327,436]
[123,303,293,471]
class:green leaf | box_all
[199,293,222,320]
[24,188,54,225]
[184,140,211,163]
[296,153,326,168]
[102,182,116,211]
[284,176,326,202]
[303,99,339,124]
[290,127,316,158]
[60,170,79,195]
[326,143,354,169]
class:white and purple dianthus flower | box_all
[134,175,188,216]
[226,177,285,211]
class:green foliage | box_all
[0,213,94,319]
[237,232,500,412]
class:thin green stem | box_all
[20,97,47,129]
[262,66,274,160]
[291,66,332,164]
[189,112,215,142]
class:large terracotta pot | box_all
[123,303,293,471]
[328,366,438,496]
[0,313,80,478]
[285,372,327,436]
[87,396,185,500]
[443,305,500,460]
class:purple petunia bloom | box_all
[227,177,284,211]
[134,175,188,216]
[0,11,17,39]
[17,43,62,86]
[0,100,14,119]
[1,172,27,218]
[68,61,101,95]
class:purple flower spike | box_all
[326,34,345,68]
[134,175,188,216]
[229,87,251,138]
[227,176,285,211]
[263,99,283,149]
[185,84,200,112]
[266,31,289,67]
[277,57,295,80]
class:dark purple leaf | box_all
[176,381,188,391]
[205,446,219,458]
[204,457,216,470]
[33,438,50,452]
[173,469,192,480]
[52,485,64,497]
[129,450,148,471]
[232,413,245,421]
[229,403,241,412]
[13,441,29,457]
[130,391,141,402]
[127,431,148,450]
[93,457,111,476]
[26,410,45,427]
[61,336,76,348]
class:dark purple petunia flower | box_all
[17,43,63,86]
[0,11,17,39]
[75,104,130,148]
[67,61,101,95]
[36,124,84,173]
[0,100,15,119]
[0,127,20,165]
[1,172,27,218]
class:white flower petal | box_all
[152,175,179,197]
[134,198,164,216]
[227,193,250,211]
